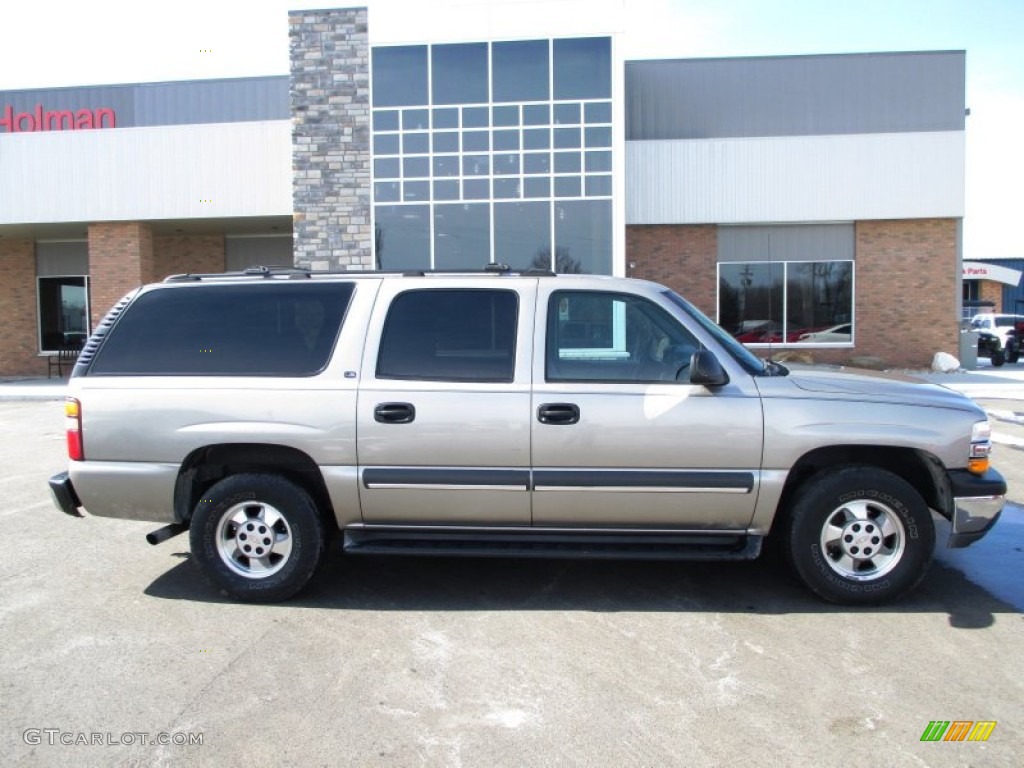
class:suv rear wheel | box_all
[190,473,324,602]
[784,467,934,604]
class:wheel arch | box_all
[174,443,336,530]
[772,445,951,532]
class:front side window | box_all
[547,291,699,382]
[718,261,853,345]
[90,283,354,376]
[377,289,518,382]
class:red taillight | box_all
[65,397,83,461]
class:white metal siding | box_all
[0,121,291,224]
[625,131,965,225]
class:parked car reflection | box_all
[797,323,852,343]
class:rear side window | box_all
[89,283,354,376]
[377,289,517,382]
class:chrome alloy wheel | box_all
[819,499,906,581]
[215,501,294,579]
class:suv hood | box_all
[763,364,983,414]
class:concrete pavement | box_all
[2,398,1022,767]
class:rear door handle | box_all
[537,403,580,425]
[374,402,416,424]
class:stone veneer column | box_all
[290,7,371,271]
[0,238,46,376]
[87,222,154,329]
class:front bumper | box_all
[48,471,83,518]
[946,468,1006,548]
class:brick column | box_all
[290,7,371,270]
[88,222,154,328]
[851,218,959,369]
[0,238,46,376]
[978,280,1002,313]
[153,235,225,279]
[627,225,718,318]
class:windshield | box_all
[662,290,766,375]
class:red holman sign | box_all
[0,104,116,132]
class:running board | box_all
[342,529,761,561]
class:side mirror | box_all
[689,349,729,387]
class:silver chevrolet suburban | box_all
[48,266,1006,604]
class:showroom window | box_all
[717,225,854,346]
[718,261,854,345]
[371,37,614,274]
[37,241,90,352]
[38,277,90,352]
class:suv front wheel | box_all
[784,467,935,604]
[190,473,325,602]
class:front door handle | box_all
[374,402,416,424]
[537,403,580,425]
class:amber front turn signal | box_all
[968,420,992,476]
[968,457,989,475]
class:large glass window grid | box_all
[371,37,613,273]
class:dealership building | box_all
[0,5,968,376]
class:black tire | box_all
[991,349,1005,366]
[189,473,324,602]
[1007,340,1019,364]
[783,466,935,605]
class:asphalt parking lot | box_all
[1,389,1022,767]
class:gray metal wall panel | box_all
[36,241,88,275]
[0,76,288,130]
[626,51,965,140]
[718,224,855,262]
[133,78,290,126]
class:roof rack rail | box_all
[164,265,313,282]
[242,265,312,278]
[163,264,563,283]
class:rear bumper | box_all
[946,468,1006,548]
[48,471,83,517]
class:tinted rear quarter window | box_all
[377,289,518,381]
[89,282,354,376]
